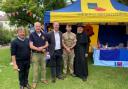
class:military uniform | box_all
[62,32,76,75]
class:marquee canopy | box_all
[44,0,128,23]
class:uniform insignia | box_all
[41,36,45,40]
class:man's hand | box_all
[13,64,19,71]
[33,46,43,52]
[42,49,46,52]
[85,53,88,58]
[66,47,71,53]
[37,47,43,52]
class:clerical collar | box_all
[18,37,25,41]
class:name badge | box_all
[41,36,45,40]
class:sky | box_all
[0,11,5,16]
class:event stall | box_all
[44,0,128,23]
[44,0,128,67]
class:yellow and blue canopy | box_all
[44,0,128,23]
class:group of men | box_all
[11,22,78,89]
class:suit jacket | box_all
[47,30,63,56]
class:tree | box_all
[43,0,66,13]
[0,28,13,45]
[70,0,74,3]
[117,0,128,5]
[1,0,66,26]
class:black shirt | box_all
[29,31,47,51]
[11,38,30,61]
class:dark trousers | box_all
[16,60,30,87]
[50,50,63,79]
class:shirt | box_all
[54,31,61,50]
[11,38,30,61]
[29,31,47,48]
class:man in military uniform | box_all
[62,24,77,77]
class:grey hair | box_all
[34,22,41,26]
[16,27,25,33]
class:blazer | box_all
[47,30,63,56]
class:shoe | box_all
[57,75,64,80]
[71,74,76,77]
[63,74,67,78]
[20,86,24,89]
[41,80,48,84]
[51,78,56,83]
[25,84,31,89]
[32,83,37,89]
[82,77,87,82]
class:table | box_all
[93,48,128,67]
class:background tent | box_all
[44,0,128,67]
[44,0,128,23]
[44,0,128,47]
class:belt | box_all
[55,49,61,52]
[33,51,43,53]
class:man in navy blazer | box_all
[47,22,64,83]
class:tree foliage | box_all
[117,0,128,5]
[0,28,14,45]
[1,0,66,26]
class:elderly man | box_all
[47,22,64,83]
[29,22,48,88]
[11,27,31,89]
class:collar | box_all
[35,31,41,35]
[34,31,42,36]
[54,30,59,33]
[18,37,25,41]
[66,31,71,34]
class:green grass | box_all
[0,48,128,89]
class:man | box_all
[47,22,64,83]
[74,25,89,81]
[62,24,76,77]
[11,27,31,89]
[29,22,48,89]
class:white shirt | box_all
[37,32,41,37]
[18,37,25,41]
[54,31,61,50]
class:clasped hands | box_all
[36,47,46,52]
[65,47,72,53]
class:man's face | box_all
[53,22,59,31]
[77,27,84,33]
[17,30,25,39]
[35,23,41,32]
[66,25,72,32]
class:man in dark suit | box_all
[47,22,64,83]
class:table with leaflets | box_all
[93,47,128,67]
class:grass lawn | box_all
[0,48,128,89]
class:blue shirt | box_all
[29,31,47,48]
